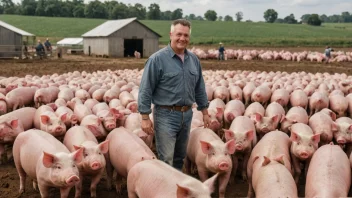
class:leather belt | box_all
[159,105,191,112]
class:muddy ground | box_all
[0,52,351,198]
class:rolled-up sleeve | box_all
[194,59,209,111]
[138,58,160,114]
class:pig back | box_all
[0,107,36,130]
[305,144,351,198]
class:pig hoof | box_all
[19,189,25,195]
[242,173,248,182]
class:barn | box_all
[82,17,161,58]
[0,20,35,58]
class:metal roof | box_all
[57,38,83,45]
[0,20,34,36]
[82,17,161,37]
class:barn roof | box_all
[0,20,34,36]
[82,17,161,38]
[57,38,83,45]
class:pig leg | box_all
[184,157,192,174]
[104,153,113,190]
[38,183,50,198]
[291,155,301,184]
[0,144,6,164]
[197,167,209,182]
[247,165,254,198]
[115,173,124,194]
[17,167,27,194]
[60,186,73,198]
[74,173,83,198]
[90,171,103,198]
[241,153,250,181]
[218,171,231,198]
[304,159,311,178]
[33,180,38,191]
[345,143,352,157]
[231,155,239,183]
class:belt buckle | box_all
[181,106,186,112]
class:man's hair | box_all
[170,19,191,34]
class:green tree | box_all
[111,3,128,19]
[275,18,284,23]
[0,5,3,14]
[104,1,118,19]
[218,16,223,21]
[130,3,146,20]
[21,0,36,15]
[341,11,351,22]
[171,8,182,20]
[320,14,329,23]
[188,13,196,20]
[284,13,297,24]
[35,0,45,15]
[328,14,340,23]
[204,10,217,21]
[85,0,107,19]
[161,10,172,20]
[73,5,84,17]
[301,14,311,23]
[307,14,322,26]
[264,9,278,23]
[224,15,233,21]
[196,15,204,20]
[235,11,243,22]
[147,3,161,20]
[60,1,75,17]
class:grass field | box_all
[1,14,352,47]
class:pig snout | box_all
[337,138,346,144]
[55,127,63,133]
[210,120,220,131]
[91,161,102,170]
[106,124,116,130]
[299,151,309,159]
[235,143,243,151]
[227,113,235,122]
[66,175,80,186]
[218,162,230,171]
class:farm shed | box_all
[0,20,35,59]
[82,17,161,58]
[57,38,83,47]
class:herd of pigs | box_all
[1,69,352,197]
[190,47,352,63]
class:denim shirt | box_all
[138,44,209,114]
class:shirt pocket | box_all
[161,71,181,87]
[189,69,199,86]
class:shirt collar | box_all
[167,43,188,58]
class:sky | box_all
[88,0,352,22]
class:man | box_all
[138,19,210,171]
[218,42,225,61]
[35,40,45,59]
[44,38,52,52]
[324,46,334,64]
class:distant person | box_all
[57,47,62,59]
[218,42,225,61]
[23,42,28,59]
[35,40,45,59]
[324,46,334,64]
[44,38,52,52]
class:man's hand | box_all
[141,118,154,135]
[203,114,210,128]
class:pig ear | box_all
[110,108,120,118]
[329,142,334,145]
[251,113,262,123]
[271,115,279,122]
[40,115,50,125]
[274,154,285,165]
[348,125,352,132]
[311,134,320,144]
[246,130,254,141]
[203,173,218,193]
[200,141,213,155]
[223,129,235,141]
[42,151,56,168]
[10,119,19,128]
[73,145,82,151]
[226,139,236,154]
[47,103,57,111]
[262,156,271,166]
[87,125,100,137]
[216,107,224,114]
[176,184,190,198]
[290,131,300,142]
[72,147,84,164]
[329,111,337,121]
[98,140,109,154]
[280,115,286,123]
[331,122,339,132]
[60,113,68,122]
[253,156,259,163]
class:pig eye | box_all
[297,142,300,145]
[72,164,76,168]
[212,152,215,155]
[99,152,101,155]
[57,166,61,169]
[309,144,312,147]
[84,153,88,157]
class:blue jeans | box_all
[153,105,193,171]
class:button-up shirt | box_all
[138,44,209,114]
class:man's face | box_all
[169,24,190,53]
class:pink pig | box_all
[63,126,109,198]
[127,159,217,198]
[251,85,272,108]
[185,128,235,198]
[280,106,308,133]
[80,114,107,140]
[306,144,351,198]
[207,98,225,134]
[309,111,337,146]
[55,106,79,127]
[290,89,308,109]
[105,127,156,194]
[223,100,245,128]
[329,94,348,118]
[6,87,37,111]
[0,93,7,115]
[34,105,67,137]
[13,129,83,198]
[244,102,265,118]
[243,82,256,106]
[124,113,154,148]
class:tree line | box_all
[0,0,351,25]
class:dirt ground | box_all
[0,52,351,198]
